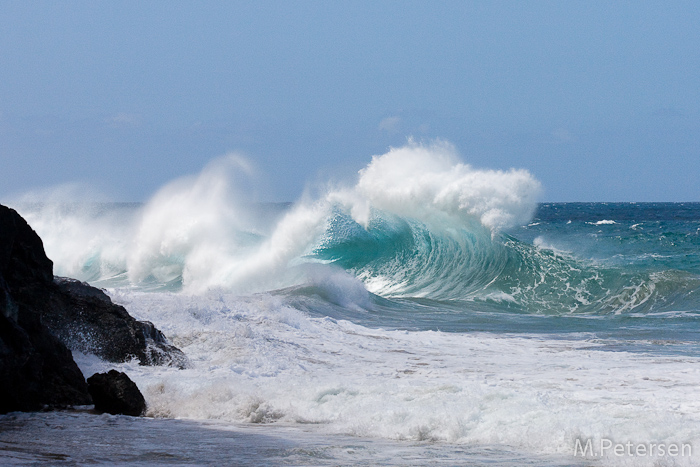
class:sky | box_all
[1,1,700,202]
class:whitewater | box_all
[2,141,700,466]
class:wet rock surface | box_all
[87,370,146,416]
[0,205,91,413]
[49,277,187,368]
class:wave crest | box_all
[10,142,551,301]
[331,140,541,231]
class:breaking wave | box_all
[10,141,700,315]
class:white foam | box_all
[127,155,255,288]
[9,141,541,294]
[303,264,372,310]
[588,220,617,225]
[533,236,572,256]
[331,140,541,231]
[15,202,135,282]
[87,289,700,466]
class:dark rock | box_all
[0,204,54,290]
[47,277,188,368]
[0,204,187,369]
[87,370,146,416]
[0,205,91,413]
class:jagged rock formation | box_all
[47,277,187,368]
[0,205,91,412]
[0,204,186,413]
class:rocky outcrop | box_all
[46,278,187,368]
[0,204,186,368]
[0,204,186,413]
[87,370,146,416]
[0,205,91,413]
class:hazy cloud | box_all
[379,116,401,133]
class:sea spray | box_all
[12,141,542,295]
[127,155,255,290]
[11,144,699,314]
[334,140,541,230]
[17,201,136,282]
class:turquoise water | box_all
[283,203,700,356]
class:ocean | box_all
[1,146,699,465]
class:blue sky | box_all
[1,1,699,202]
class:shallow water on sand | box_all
[0,411,579,466]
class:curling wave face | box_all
[12,142,539,293]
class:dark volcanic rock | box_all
[0,204,186,369]
[0,205,53,290]
[0,204,187,413]
[0,205,91,413]
[87,370,146,416]
[48,277,187,368]
[0,310,91,413]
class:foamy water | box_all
[64,289,697,466]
